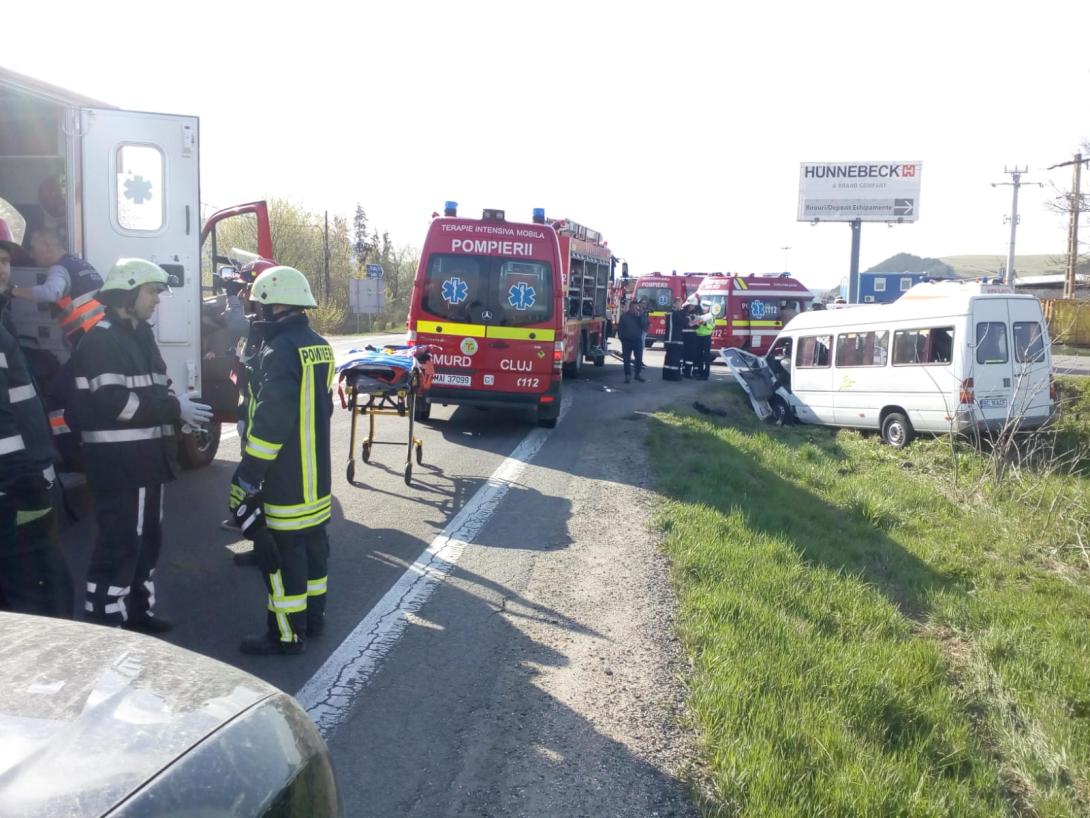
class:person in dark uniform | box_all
[617,299,647,384]
[0,218,73,617]
[680,298,699,378]
[220,258,275,534]
[75,259,212,632]
[228,266,334,655]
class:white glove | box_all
[236,420,246,439]
[177,393,213,426]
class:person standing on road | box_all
[617,300,646,384]
[75,259,212,632]
[694,301,715,380]
[0,219,73,618]
[681,297,699,378]
[221,258,276,534]
[227,266,334,655]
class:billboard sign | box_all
[798,161,922,223]
[348,277,386,315]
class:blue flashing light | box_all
[444,201,458,217]
[532,207,546,223]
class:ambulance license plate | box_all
[979,397,1008,408]
[434,373,471,387]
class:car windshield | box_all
[422,254,553,326]
[636,286,674,309]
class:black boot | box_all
[122,614,174,635]
[240,634,305,656]
[233,549,259,567]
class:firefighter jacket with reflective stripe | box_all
[54,255,105,342]
[73,309,181,490]
[0,300,54,491]
[234,313,333,532]
[694,313,714,337]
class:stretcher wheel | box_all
[404,463,413,486]
[346,461,355,483]
[415,442,423,465]
[362,441,372,462]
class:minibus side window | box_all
[835,331,888,367]
[797,335,832,368]
[1013,322,1046,363]
[975,322,1009,365]
[893,327,955,365]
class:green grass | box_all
[650,382,1090,817]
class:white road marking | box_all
[296,394,571,738]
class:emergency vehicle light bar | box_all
[482,209,505,221]
[533,208,546,224]
[444,201,458,217]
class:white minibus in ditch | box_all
[759,281,1054,447]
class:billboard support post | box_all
[848,219,862,304]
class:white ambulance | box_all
[723,280,1055,447]
[0,67,271,466]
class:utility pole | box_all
[323,210,331,302]
[991,167,1041,286]
[1048,153,1089,299]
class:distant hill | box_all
[866,253,1068,280]
[938,255,1065,279]
[865,253,955,277]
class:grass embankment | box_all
[650,378,1090,817]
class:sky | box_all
[4,0,1089,291]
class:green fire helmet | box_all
[100,258,172,293]
[250,265,317,308]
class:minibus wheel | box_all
[881,412,914,449]
[767,396,791,426]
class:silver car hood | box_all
[0,612,275,817]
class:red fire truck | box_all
[633,272,706,347]
[695,273,814,358]
[408,203,616,427]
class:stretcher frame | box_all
[343,367,424,487]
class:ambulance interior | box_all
[0,83,73,363]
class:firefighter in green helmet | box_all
[75,258,213,631]
[228,265,334,655]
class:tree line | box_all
[208,198,419,334]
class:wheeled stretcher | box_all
[336,345,434,486]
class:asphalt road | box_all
[1054,353,1090,377]
[55,332,1083,814]
[55,336,708,816]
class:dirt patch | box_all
[480,417,701,816]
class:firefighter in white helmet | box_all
[228,266,333,655]
[74,258,212,632]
